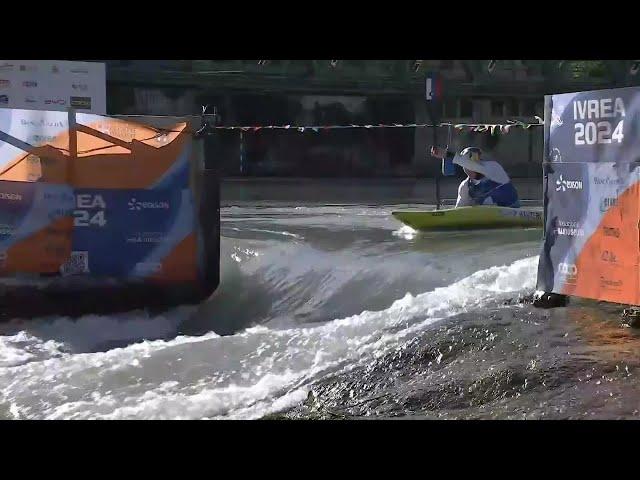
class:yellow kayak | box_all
[391,206,543,231]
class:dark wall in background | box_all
[109,85,542,178]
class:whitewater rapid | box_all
[0,205,543,419]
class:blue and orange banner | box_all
[537,86,640,304]
[0,108,198,285]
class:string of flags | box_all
[210,117,545,135]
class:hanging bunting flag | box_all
[206,119,543,135]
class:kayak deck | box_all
[391,206,543,231]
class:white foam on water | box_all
[0,256,539,420]
[392,225,418,240]
[0,331,66,367]
[0,335,37,368]
[0,306,195,355]
[227,226,304,239]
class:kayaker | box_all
[430,146,521,208]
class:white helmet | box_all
[454,147,485,175]
[459,147,482,163]
[454,147,510,184]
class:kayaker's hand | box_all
[430,146,447,159]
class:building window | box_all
[460,98,473,118]
[491,100,505,117]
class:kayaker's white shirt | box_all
[453,155,511,208]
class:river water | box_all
[2,202,639,419]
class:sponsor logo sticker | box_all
[555,174,583,192]
[96,124,137,141]
[593,176,625,186]
[30,134,56,144]
[602,226,621,238]
[60,251,90,276]
[0,192,23,201]
[44,98,67,106]
[600,275,623,291]
[20,119,66,128]
[126,232,165,244]
[127,198,170,211]
[554,219,584,237]
[70,96,91,109]
[600,196,618,213]
[558,262,578,284]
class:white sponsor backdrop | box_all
[0,60,106,114]
[0,109,108,170]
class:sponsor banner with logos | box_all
[539,85,640,304]
[69,188,194,277]
[0,109,191,186]
[540,162,640,302]
[545,86,633,164]
[560,263,637,305]
[537,163,589,295]
[0,184,195,279]
[0,60,105,114]
[0,111,200,283]
[0,181,74,274]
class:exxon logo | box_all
[555,174,583,192]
